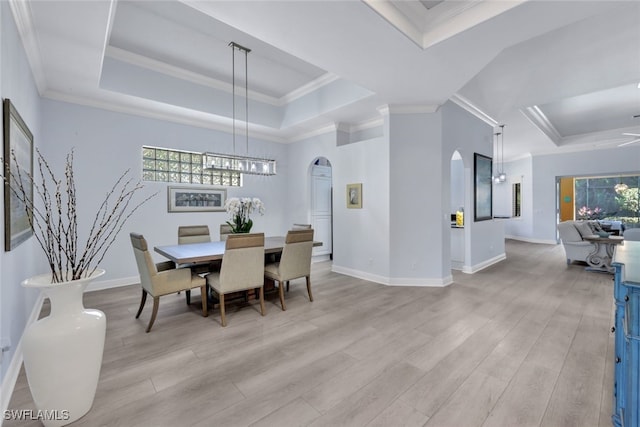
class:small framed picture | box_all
[168,186,226,212]
[346,183,362,209]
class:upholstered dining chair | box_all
[220,223,233,241]
[206,233,266,327]
[177,225,213,305]
[130,233,208,332]
[264,229,314,311]
[292,223,312,230]
[178,225,211,244]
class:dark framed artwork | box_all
[474,153,493,221]
[3,99,34,251]
[167,186,226,212]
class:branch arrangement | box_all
[5,148,156,283]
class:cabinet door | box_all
[311,173,332,256]
[312,215,332,256]
[312,175,332,216]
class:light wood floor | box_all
[6,240,615,426]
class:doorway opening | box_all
[309,157,333,260]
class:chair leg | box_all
[200,286,208,317]
[185,289,191,305]
[286,281,290,292]
[279,280,286,311]
[219,293,227,327]
[146,297,160,333]
[306,276,313,302]
[259,286,266,316]
[135,289,148,319]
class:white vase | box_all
[21,269,106,427]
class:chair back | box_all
[624,228,640,241]
[292,223,312,230]
[280,229,314,280]
[220,224,233,241]
[178,225,210,244]
[557,221,582,243]
[219,233,265,292]
[130,233,158,293]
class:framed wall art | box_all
[168,186,226,212]
[474,153,493,221]
[3,99,34,251]
[346,183,362,209]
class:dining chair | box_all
[624,228,640,241]
[220,223,233,240]
[264,229,314,311]
[292,223,312,230]
[177,225,213,305]
[130,233,208,332]
[206,233,266,326]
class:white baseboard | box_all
[1,292,45,422]
[461,253,506,274]
[312,254,331,263]
[331,265,453,287]
[505,235,557,245]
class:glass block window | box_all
[142,146,242,187]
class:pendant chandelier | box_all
[614,176,629,193]
[493,124,506,184]
[203,42,276,176]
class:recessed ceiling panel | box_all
[109,1,327,99]
[539,84,640,137]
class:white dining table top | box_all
[154,236,321,264]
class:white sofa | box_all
[557,220,599,264]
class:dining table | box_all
[154,235,322,264]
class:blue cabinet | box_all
[612,241,640,427]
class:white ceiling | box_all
[11,0,640,160]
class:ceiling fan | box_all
[619,133,640,147]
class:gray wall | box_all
[1,0,44,384]
[39,99,291,282]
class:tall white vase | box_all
[21,269,106,427]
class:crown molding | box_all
[280,73,340,104]
[42,89,287,144]
[449,93,497,127]
[351,117,384,132]
[288,123,338,143]
[9,0,47,94]
[105,46,281,106]
[520,105,562,145]
[378,104,440,115]
[361,0,424,49]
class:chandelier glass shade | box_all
[614,181,629,193]
[203,153,276,176]
[204,42,276,176]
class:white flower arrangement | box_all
[224,197,265,233]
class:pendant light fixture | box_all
[493,131,501,184]
[203,42,276,176]
[498,124,507,183]
[614,176,629,193]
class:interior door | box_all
[311,165,332,257]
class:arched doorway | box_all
[450,150,465,270]
[310,157,332,260]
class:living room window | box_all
[142,146,242,187]
[574,175,639,228]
